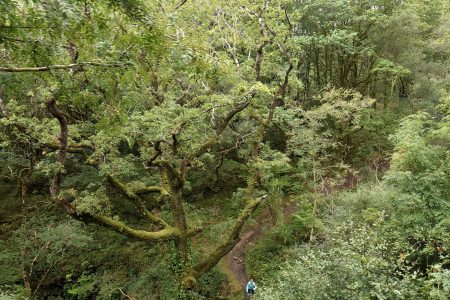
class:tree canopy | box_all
[0,0,448,299]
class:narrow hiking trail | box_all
[224,210,271,286]
[221,202,297,298]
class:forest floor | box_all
[220,200,298,299]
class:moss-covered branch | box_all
[90,214,180,241]
[43,142,91,160]
[134,186,170,196]
[182,197,263,287]
[54,199,181,241]
[154,160,185,185]
[42,99,188,245]
[107,175,171,228]
[45,99,68,197]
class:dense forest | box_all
[0,0,449,299]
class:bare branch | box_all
[119,288,135,300]
[190,91,257,160]
[0,61,131,73]
[175,0,188,9]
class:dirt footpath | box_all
[222,201,297,298]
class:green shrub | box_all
[245,202,314,281]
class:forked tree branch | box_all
[91,214,181,240]
[215,91,256,135]
[183,58,294,286]
[45,100,179,242]
[144,140,164,167]
[107,175,171,228]
[190,91,257,160]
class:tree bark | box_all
[107,175,171,228]
[183,60,293,287]
[45,100,183,242]
[164,170,190,262]
[0,94,9,117]
[45,99,68,197]
[182,197,262,287]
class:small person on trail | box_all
[246,279,256,296]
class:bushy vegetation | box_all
[256,101,450,299]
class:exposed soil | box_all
[222,201,297,298]
[224,209,272,286]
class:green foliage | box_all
[245,200,316,281]
[257,184,449,299]
[0,287,28,300]
[386,108,450,237]
[0,0,448,299]
[255,102,450,299]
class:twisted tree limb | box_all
[190,90,257,160]
[88,214,181,241]
[144,140,164,168]
[0,97,90,159]
[182,195,265,287]
[45,99,68,197]
[107,175,171,228]
[46,99,181,242]
[43,142,91,160]
[183,55,294,287]
[215,93,255,135]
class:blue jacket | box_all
[246,281,256,293]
